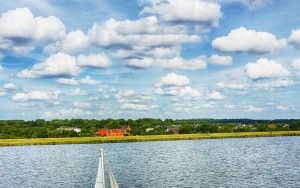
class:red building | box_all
[97,128,130,137]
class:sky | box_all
[0,0,299,120]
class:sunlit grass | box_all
[1,131,299,146]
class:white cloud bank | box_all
[1,7,206,71]
[56,76,101,85]
[115,90,157,111]
[126,56,207,70]
[254,79,294,91]
[89,16,199,49]
[212,27,286,53]
[239,0,272,10]
[217,78,293,92]
[244,105,264,113]
[224,104,265,112]
[11,90,60,102]
[88,16,201,64]
[70,88,86,96]
[172,102,216,113]
[73,101,91,109]
[216,80,248,90]
[43,108,90,119]
[276,105,295,111]
[217,0,273,10]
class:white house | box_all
[57,127,81,133]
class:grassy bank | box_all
[1,131,300,147]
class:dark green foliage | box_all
[0,118,298,139]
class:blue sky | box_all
[0,0,299,120]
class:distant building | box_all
[146,128,154,132]
[57,127,81,133]
[192,124,200,128]
[237,123,246,127]
[97,127,130,137]
[165,125,180,134]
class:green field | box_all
[1,131,300,147]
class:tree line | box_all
[0,118,299,139]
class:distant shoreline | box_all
[1,131,300,147]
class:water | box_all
[0,137,299,188]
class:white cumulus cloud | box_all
[209,54,233,65]
[79,76,101,85]
[245,58,289,79]
[89,16,199,48]
[225,104,236,109]
[216,80,248,90]
[56,78,79,85]
[276,105,295,111]
[77,53,111,68]
[0,90,7,97]
[73,101,91,108]
[241,0,272,10]
[18,52,81,78]
[158,72,190,86]
[0,7,65,55]
[288,29,300,47]
[88,16,200,62]
[141,0,222,26]
[244,105,264,113]
[207,91,226,100]
[291,58,300,73]
[156,86,201,98]
[155,73,201,98]
[3,83,16,90]
[44,30,89,54]
[114,46,180,59]
[70,88,86,96]
[212,27,286,53]
[56,76,101,85]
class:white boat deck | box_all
[94,148,119,188]
[94,149,105,188]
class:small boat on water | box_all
[94,149,119,188]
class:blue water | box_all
[0,136,299,188]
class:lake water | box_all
[0,136,299,188]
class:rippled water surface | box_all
[0,136,299,188]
